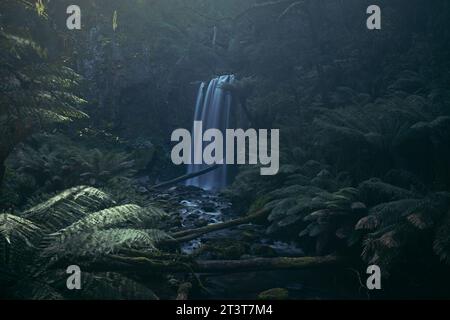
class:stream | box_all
[148,184,357,299]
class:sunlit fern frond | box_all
[0,213,43,246]
[0,31,47,60]
[33,90,88,119]
[42,229,171,262]
[22,186,116,232]
[0,213,43,271]
[53,204,168,238]
[34,0,48,18]
[1,31,88,128]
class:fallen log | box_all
[167,208,269,243]
[83,254,344,275]
[194,255,343,273]
[150,164,220,190]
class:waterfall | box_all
[186,75,235,190]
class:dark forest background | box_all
[1,0,450,300]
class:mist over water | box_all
[186,75,235,190]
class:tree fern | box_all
[1,184,178,299]
[0,11,88,187]
[75,148,137,187]
[358,178,418,206]
[357,191,450,275]
[300,187,365,254]
[22,186,115,232]
[8,133,138,196]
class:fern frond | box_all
[75,272,159,300]
[43,229,171,261]
[0,213,43,270]
[54,204,168,238]
[0,213,43,246]
[22,186,116,231]
[0,31,47,58]
[358,178,418,206]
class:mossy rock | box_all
[257,288,289,300]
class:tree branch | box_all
[181,1,297,24]
[150,164,221,190]
[277,1,305,22]
[167,208,269,244]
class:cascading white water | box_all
[186,75,235,190]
